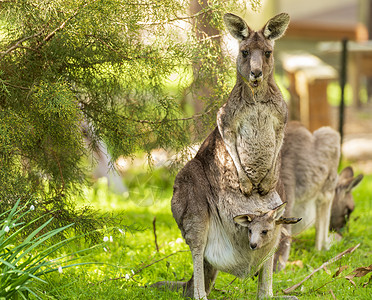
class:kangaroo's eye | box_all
[241,50,249,57]
[262,230,268,235]
[248,229,252,234]
[264,51,272,58]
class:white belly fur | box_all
[205,216,265,278]
[291,198,316,235]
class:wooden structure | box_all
[281,53,338,132]
[320,41,372,107]
[286,22,368,42]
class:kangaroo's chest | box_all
[235,104,284,179]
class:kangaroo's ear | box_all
[224,13,250,41]
[339,166,354,180]
[267,202,287,220]
[276,217,302,225]
[338,167,363,192]
[346,174,364,193]
[263,13,290,40]
[234,214,255,227]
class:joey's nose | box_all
[250,70,262,79]
[250,243,257,250]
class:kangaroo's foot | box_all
[150,280,186,292]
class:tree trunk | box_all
[366,0,372,103]
[189,0,222,139]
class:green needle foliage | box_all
[0,0,253,235]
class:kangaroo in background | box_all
[217,12,289,196]
[153,13,299,300]
[274,121,341,271]
[330,166,363,233]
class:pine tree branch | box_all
[135,8,213,26]
[80,98,215,125]
[37,0,96,49]
[0,31,43,58]
[2,82,31,90]
[122,106,216,125]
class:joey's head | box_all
[224,13,290,89]
[234,202,301,250]
[330,167,363,232]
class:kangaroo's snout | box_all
[249,70,263,87]
[250,242,258,250]
[250,70,262,79]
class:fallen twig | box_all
[283,243,360,294]
[153,216,159,252]
[330,289,336,300]
[127,250,189,280]
[92,249,189,285]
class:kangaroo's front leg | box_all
[258,156,279,195]
[258,129,284,195]
[217,107,253,195]
[191,249,208,299]
[257,255,274,299]
[315,192,333,251]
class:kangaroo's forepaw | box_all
[239,175,253,195]
[257,179,275,195]
[257,184,270,196]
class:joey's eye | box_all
[262,230,268,235]
[241,50,249,57]
[248,229,252,234]
[264,51,272,58]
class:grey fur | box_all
[217,12,290,196]
[153,14,296,300]
[274,121,341,271]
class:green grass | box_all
[32,165,372,299]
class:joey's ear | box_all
[267,202,287,220]
[234,214,255,227]
[263,13,290,40]
[224,13,250,40]
[276,216,302,225]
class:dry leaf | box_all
[345,264,372,287]
[345,264,372,280]
[287,260,304,268]
[333,265,348,278]
[351,264,372,278]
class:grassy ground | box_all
[33,164,372,300]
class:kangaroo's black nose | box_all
[250,70,262,78]
[250,243,257,249]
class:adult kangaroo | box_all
[217,12,289,196]
[153,13,299,300]
[274,121,341,271]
